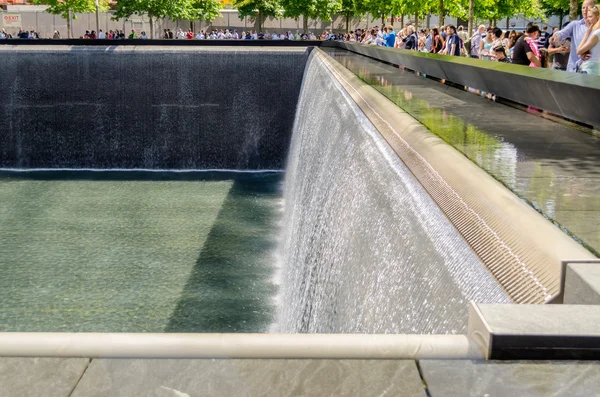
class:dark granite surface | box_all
[0,47,308,170]
[325,48,600,256]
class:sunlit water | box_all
[272,52,511,335]
[0,170,283,332]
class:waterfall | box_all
[274,52,511,334]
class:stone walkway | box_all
[2,358,600,396]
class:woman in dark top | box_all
[444,25,462,56]
[403,26,417,50]
[430,28,444,53]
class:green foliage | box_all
[33,0,108,20]
[235,0,282,20]
[113,0,221,21]
[112,0,179,20]
[540,0,574,17]
[187,0,223,22]
[339,0,366,19]
[361,0,396,21]
[280,0,342,21]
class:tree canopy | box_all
[235,0,283,31]
[33,0,109,37]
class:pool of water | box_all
[0,170,282,332]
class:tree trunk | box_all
[569,0,578,20]
[391,14,395,27]
[559,12,564,28]
[149,14,154,39]
[303,15,308,32]
[439,0,444,26]
[415,13,418,30]
[401,15,404,28]
[67,10,72,38]
[505,16,509,30]
[468,0,474,36]
[345,11,350,33]
[381,15,385,26]
[426,13,431,29]
[257,11,262,32]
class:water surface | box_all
[0,171,282,332]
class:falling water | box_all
[273,53,511,334]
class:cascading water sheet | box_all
[274,52,511,335]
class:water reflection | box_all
[329,50,600,256]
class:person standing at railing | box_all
[468,25,485,58]
[550,0,596,71]
[443,25,462,56]
[512,25,542,67]
[479,28,494,60]
[576,5,600,74]
[403,26,418,50]
[383,26,396,47]
[548,25,570,71]
[429,28,444,53]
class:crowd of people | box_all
[341,0,598,74]
[1,0,597,74]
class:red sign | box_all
[2,13,22,28]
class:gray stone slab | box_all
[565,262,600,304]
[476,303,600,335]
[71,359,426,397]
[0,357,89,397]
[420,360,600,397]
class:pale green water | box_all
[0,171,282,332]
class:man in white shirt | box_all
[176,28,185,39]
[272,32,279,40]
[470,25,485,58]
[97,29,105,39]
[233,30,239,40]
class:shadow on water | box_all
[164,173,282,332]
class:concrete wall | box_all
[0,46,309,169]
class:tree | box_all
[113,0,215,39]
[280,0,342,32]
[362,0,398,26]
[339,0,366,32]
[186,0,222,32]
[540,0,572,27]
[113,0,174,39]
[235,0,282,32]
[33,0,108,38]
[570,0,579,20]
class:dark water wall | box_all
[0,47,308,169]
